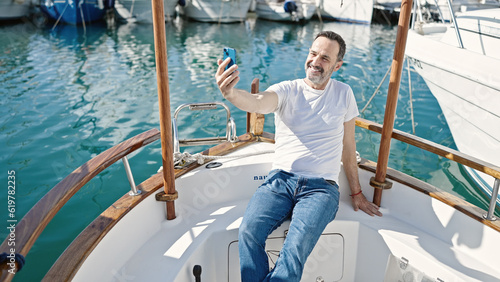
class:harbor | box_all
[1,1,500,281]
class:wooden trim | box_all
[0,129,161,282]
[247,78,266,136]
[259,132,275,143]
[355,117,500,180]
[42,133,266,281]
[43,172,165,281]
[359,158,500,232]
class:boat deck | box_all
[70,142,500,281]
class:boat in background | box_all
[428,0,499,22]
[40,0,114,25]
[372,0,404,24]
[405,7,500,205]
[373,0,500,25]
[255,0,317,22]
[0,0,31,20]
[178,0,251,23]
[316,0,373,24]
[114,0,179,22]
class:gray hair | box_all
[314,31,346,61]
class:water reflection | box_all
[0,18,491,282]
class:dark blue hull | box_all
[41,0,111,24]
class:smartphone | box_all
[223,47,236,71]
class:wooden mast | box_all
[371,0,413,206]
[151,0,176,220]
[247,78,265,135]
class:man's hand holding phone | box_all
[223,47,236,71]
[215,47,278,114]
[216,47,239,99]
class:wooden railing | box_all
[0,129,161,281]
[356,117,500,220]
[355,117,500,180]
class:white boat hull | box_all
[316,0,373,24]
[0,0,30,20]
[419,71,500,201]
[72,141,500,281]
[405,11,500,204]
[115,0,178,22]
[179,0,251,23]
[255,0,317,22]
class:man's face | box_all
[304,36,343,90]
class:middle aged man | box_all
[215,30,382,282]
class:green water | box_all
[0,17,496,281]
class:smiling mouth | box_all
[307,63,323,74]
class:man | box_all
[215,31,382,282]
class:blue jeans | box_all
[239,169,340,282]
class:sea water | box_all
[0,16,495,281]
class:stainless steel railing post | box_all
[123,156,141,196]
[172,117,180,154]
[483,178,499,221]
[226,117,238,143]
[432,0,445,23]
[446,0,464,48]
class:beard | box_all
[305,62,335,86]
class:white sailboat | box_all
[0,0,30,20]
[316,0,373,24]
[254,0,317,22]
[114,0,179,22]
[405,7,500,205]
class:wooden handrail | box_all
[356,117,500,180]
[358,158,500,232]
[0,129,161,281]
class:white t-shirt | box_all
[268,78,359,182]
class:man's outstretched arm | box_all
[215,58,278,114]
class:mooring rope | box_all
[157,150,275,172]
[51,2,69,31]
[174,150,275,165]
[361,65,392,114]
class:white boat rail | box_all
[444,0,464,47]
[486,179,500,220]
[412,0,464,47]
[172,102,238,155]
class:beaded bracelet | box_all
[350,190,362,197]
